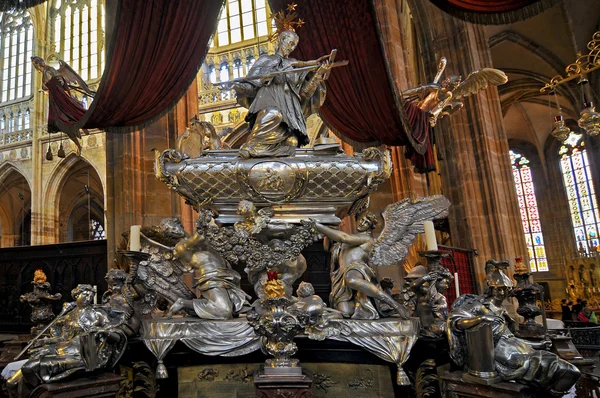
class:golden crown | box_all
[269,3,304,42]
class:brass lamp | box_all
[578,102,600,137]
[551,115,571,142]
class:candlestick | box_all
[423,221,438,251]
[454,272,460,297]
[130,225,141,251]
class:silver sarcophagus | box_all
[154,145,391,224]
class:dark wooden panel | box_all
[0,240,108,332]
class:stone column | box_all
[29,3,48,246]
[105,83,198,263]
[409,2,527,288]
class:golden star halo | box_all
[269,3,304,42]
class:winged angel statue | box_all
[310,195,451,320]
[402,57,507,127]
[31,56,96,153]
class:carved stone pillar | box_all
[409,2,527,287]
[105,83,198,263]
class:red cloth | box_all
[578,311,589,323]
[46,77,87,135]
[428,0,559,24]
[52,0,223,136]
[269,0,434,173]
[433,0,544,12]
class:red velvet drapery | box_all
[269,0,434,173]
[428,0,560,24]
[51,0,224,137]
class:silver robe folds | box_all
[235,53,326,157]
[448,294,580,393]
[330,260,380,320]
[19,305,126,385]
[192,268,249,319]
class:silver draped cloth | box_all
[330,260,379,319]
[192,268,250,319]
[329,318,419,386]
[141,317,418,385]
[236,53,325,157]
[141,318,261,360]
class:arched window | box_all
[91,218,105,240]
[510,150,548,271]
[0,10,33,103]
[50,0,104,82]
[214,0,269,47]
[559,133,600,254]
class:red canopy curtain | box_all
[428,0,560,25]
[51,0,224,137]
[268,0,434,172]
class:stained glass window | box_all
[0,10,33,103]
[91,218,105,240]
[559,133,600,255]
[510,150,548,272]
[51,0,104,82]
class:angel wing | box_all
[369,195,451,267]
[57,60,96,97]
[135,233,196,306]
[452,68,507,99]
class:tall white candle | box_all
[93,285,98,305]
[454,272,460,297]
[130,225,141,251]
[423,221,438,251]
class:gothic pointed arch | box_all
[44,153,105,242]
[0,163,31,247]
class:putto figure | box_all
[216,6,345,158]
[309,195,450,319]
[448,260,580,396]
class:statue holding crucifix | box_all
[215,4,347,158]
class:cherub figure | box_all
[309,195,450,319]
[102,269,140,337]
[402,57,507,126]
[408,267,453,337]
[177,116,229,159]
[234,200,273,236]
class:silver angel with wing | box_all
[131,219,195,314]
[402,56,507,126]
[130,217,250,320]
[311,195,450,320]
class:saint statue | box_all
[7,285,127,397]
[447,261,580,396]
[217,6,342,158]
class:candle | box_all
[93,285,98,305]
[454,272,460,297]
[130,225,141,251]
[424,221,438,251]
